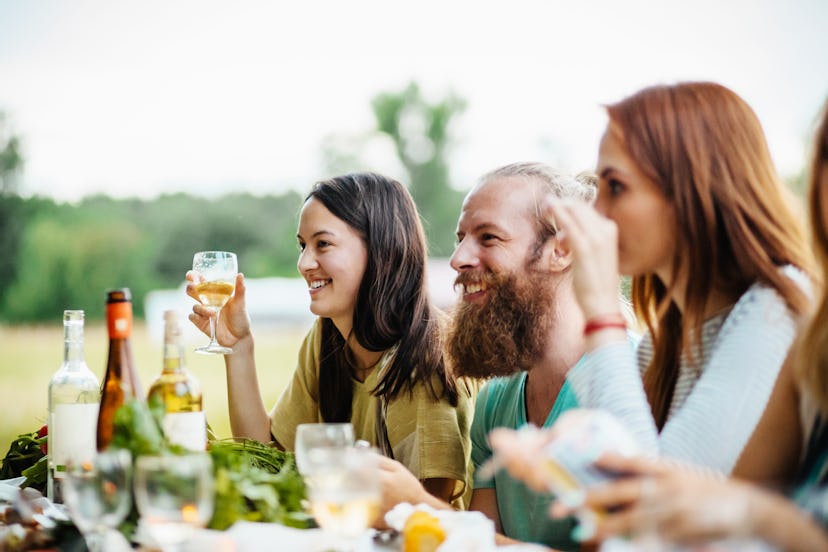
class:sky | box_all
[0,0,827,202]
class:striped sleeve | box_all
[567,280,799,475]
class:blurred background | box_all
[1,0,827,448]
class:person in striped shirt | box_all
[546,81,814,481]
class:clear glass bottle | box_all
[96,288,142,451]
[47,310,100,503]
[147,310,206,451]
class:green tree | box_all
[0,116,28,312]
[0,112,23,195]
[4,216,156,321]
[371,82,467,256]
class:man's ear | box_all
[544,235,572,272]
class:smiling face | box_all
[595,124,677,282]
[450,176,544,302]
[296,197,368,332]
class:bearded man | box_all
[377,163,598,550]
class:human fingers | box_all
[185,270,202,301]
[560,476,655,517]
[188,308,211,336]
[233,273,246,300]
[487,428,553,492]
[375,455,404,472]
[593,453,669,478]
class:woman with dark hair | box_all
[545,81,813,478]
[187,172,473,505]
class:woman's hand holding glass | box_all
[551,453,757,546]
[186,251,249,355]
[62,449,132,552]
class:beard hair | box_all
[446,267,557,379]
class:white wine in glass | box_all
[307,447,381,549]
[191,251,237,355]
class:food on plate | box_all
[403,510,446,552]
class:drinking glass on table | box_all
[306,447,381,550]
[133,453,214,552]
[294,423,355,476]
[191,251,237,355]
[62,449,132,552]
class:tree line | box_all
[0,82,469,322]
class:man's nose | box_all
[450,239,479,272]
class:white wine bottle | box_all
[47,310,100,503]
[147,310,207,451]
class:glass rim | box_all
[192,250,237,259]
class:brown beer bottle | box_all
[96,288,143,451]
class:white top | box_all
[567,266,809,475]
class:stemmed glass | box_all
[294,423,355,477]
[62,449,132,552]
[133,453,214,552]
[305,447,381,550]
[191,251,237,355]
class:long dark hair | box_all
[308,172,458,422]
[607,82,813,429]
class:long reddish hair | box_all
[797,100,828,409]
[607,82,813,428]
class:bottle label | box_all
[106,301,132,339]
[163,411,207,451]
[50,403,99,478]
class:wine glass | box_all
[133,453,214,552]
[62,449,132,552]
[306,447,381,550]
[294,423,355,476]
[191,251,237,355]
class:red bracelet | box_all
[583,312,627,336]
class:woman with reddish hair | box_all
[547,82,813,478]
[487,96,828,552]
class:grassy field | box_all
[0,322,307,455]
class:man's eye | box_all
[481,234,499,242]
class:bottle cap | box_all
[106,288,132,303]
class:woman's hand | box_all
[186,271,251,348]
[555,454,756,545]
[543,199,621,320]
[376,456,433,521]
[486,426,556,494]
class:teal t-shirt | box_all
[471,370,580,550]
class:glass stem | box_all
[209,309,218,345]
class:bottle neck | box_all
[63,320,85,367]
[105,336,141,397]
[162,342,185,373]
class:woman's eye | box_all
[607,178,625,196]
[316,240,331,248]
[297,241,306,251]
